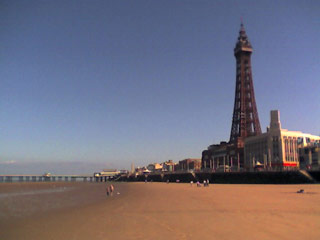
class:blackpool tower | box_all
[229,23,261,148]
[201,23,262,170]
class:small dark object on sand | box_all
[297,189,304,193]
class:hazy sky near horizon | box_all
[1,0,319,174]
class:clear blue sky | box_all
[1,0,319,174]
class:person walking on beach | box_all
[110,184,114,196]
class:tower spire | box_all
[235,22,252,55]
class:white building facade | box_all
[244,110,320,171]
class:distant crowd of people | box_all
[193,179,210,187]
[165,179,211,186]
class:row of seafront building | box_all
[133,158,202,175]
[202,110,320,172]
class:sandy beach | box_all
[0,182,319,240]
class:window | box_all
[250,123,254,133]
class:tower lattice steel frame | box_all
[229,23,261,148]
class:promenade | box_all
[1,182,320,240]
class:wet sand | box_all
[0,182,320,240]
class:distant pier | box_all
[0,175,113,183]
[0,170,122,183]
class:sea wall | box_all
[308,171,320,182]
[119,171,320,184]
